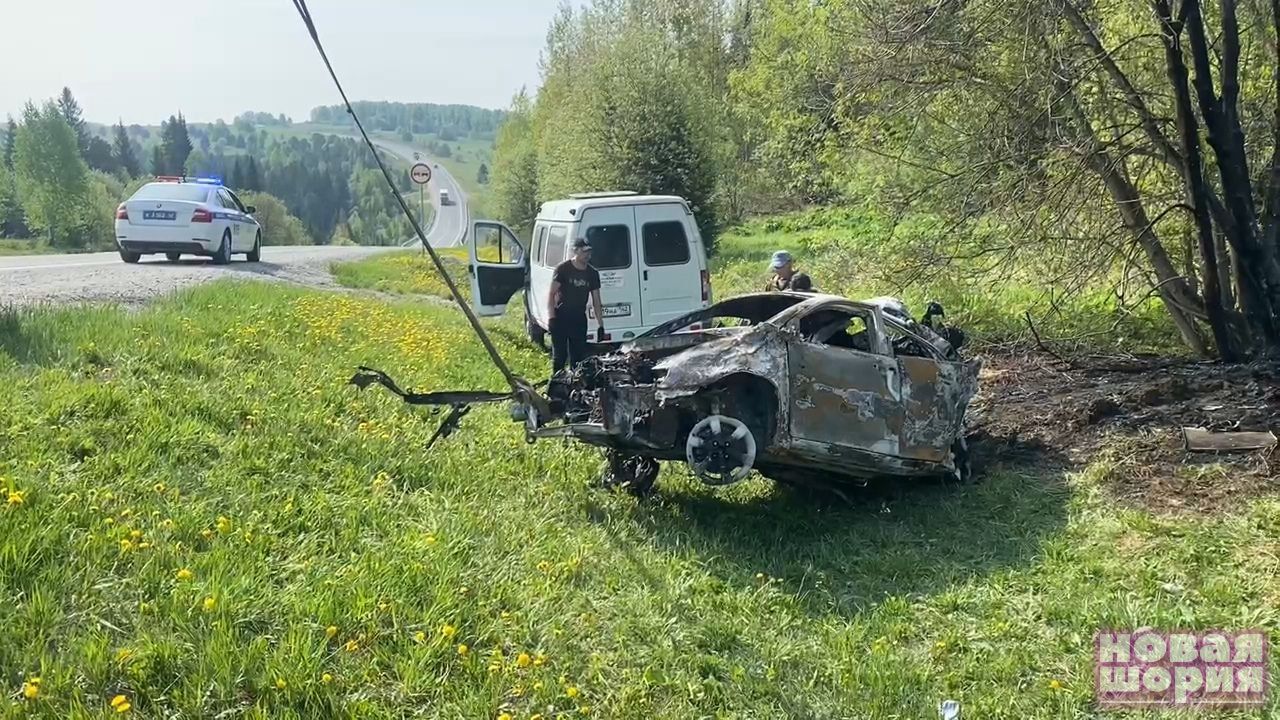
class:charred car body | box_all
[525,291,981,493]
[352,218,980,495]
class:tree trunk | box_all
[1156,0,1239,359]
[1184,0,1280,350]
[1052,67,1210,355]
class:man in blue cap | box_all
[548,236,606,373]
[765,250,814,292]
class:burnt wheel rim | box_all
[686,414,757,486]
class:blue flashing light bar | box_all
[152,175,224,185]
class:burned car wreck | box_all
[528,292,981,494]
[352,292,980,496]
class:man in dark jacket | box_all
[765,250,815,292]
[548,237,606,372]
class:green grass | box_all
[331,248,471,301]
[3,279,1279,718]
[712,208,1184,354]
[0,239,87,256]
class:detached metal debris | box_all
[352,293,981,495]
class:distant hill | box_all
[309,102,505,141]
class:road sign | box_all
[410,163,433,185]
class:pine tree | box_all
[231,157,246,189]
[245,156,261,191]
[160,113,193,177]
[112,121,139,177]
[56,87,88,154]
[2,115,15,169]
[151,145,166,175]
[477,163,490,185]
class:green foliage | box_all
[491,0,730,247]
[310,102,505,139]
[3,115,17,169]
[0,163,27,238]
[157,114,193,176]
[112,121,140,178]
[476,163,489,185]
[238,191,312,246]
[13,102,97,249]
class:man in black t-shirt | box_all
[548,237,605,372]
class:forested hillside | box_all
[309,102,504,141]
[491,0,1280,359]
[0,90,411,251]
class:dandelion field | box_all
[3,278,1280,718]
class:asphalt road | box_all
[0,135,470,309]
[369,138,469,249]
[0,245,394,308]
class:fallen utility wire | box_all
[289,0,541,414]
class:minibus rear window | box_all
[586,225,632,270]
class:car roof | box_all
[536,193,690,222]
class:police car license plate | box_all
[143,210,177,221]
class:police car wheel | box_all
[247,232,261,263]
[119,248,141,264]
[212,231,232,265]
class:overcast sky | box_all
[2,0,566,125]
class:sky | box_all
[1,0,566,125]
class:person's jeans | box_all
[550,313,588,373]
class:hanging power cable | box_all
[288,0,538,407]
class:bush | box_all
[238,191,312,246]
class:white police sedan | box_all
[114,177,261,264]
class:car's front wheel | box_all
[212,231,232,265]
[246,231,261,262]
[119,248,141,264]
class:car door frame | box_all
[468,219,528,317]
[779,301,906,458]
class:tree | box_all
[84,136,116,174]
[245,156,261,191]
[159,113,193,177]
[150,145,165,175]
[489,90,541,237]
[13,101,95,248]
[477,162,490,185]
[238,191,313,245]
[56,87,88,154]
[2,115,15,169]
[112,121,139,178]
[0,163,28,238]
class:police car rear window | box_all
[132,184,212,203]
[586,225,631,270]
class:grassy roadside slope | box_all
[3,279,1279,717]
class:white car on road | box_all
[115,177,261,264]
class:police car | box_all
[114,176,261,264]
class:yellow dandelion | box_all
[500,611,511,621]
[202,596,217,612]
[579,706,591,715]
[21,679,39,700]
[119,539,134,552]
[104,517,115,525]
[153,482,166,493]
[6,489,25,507]
[1049,679,1064,691]
[275,678,287,690]
[533,681,544,691]
[200,529,214,540]
[536,560,552,573]
[161,519,175,530]
[215,516,232,534]
[176,568,193,582]
[344,639,359,652]
[516,652,532,668]
[110,695,131,713]
[325,625,338,639]
[566,686,580,699]
[440,623,457,639]
[414,631,427,644]
[321,673,334,685]
[533,652,547,667]
[498,714,513,720]
[130,530,143,541]
[425,533,438,545]
[457,643,470,656]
